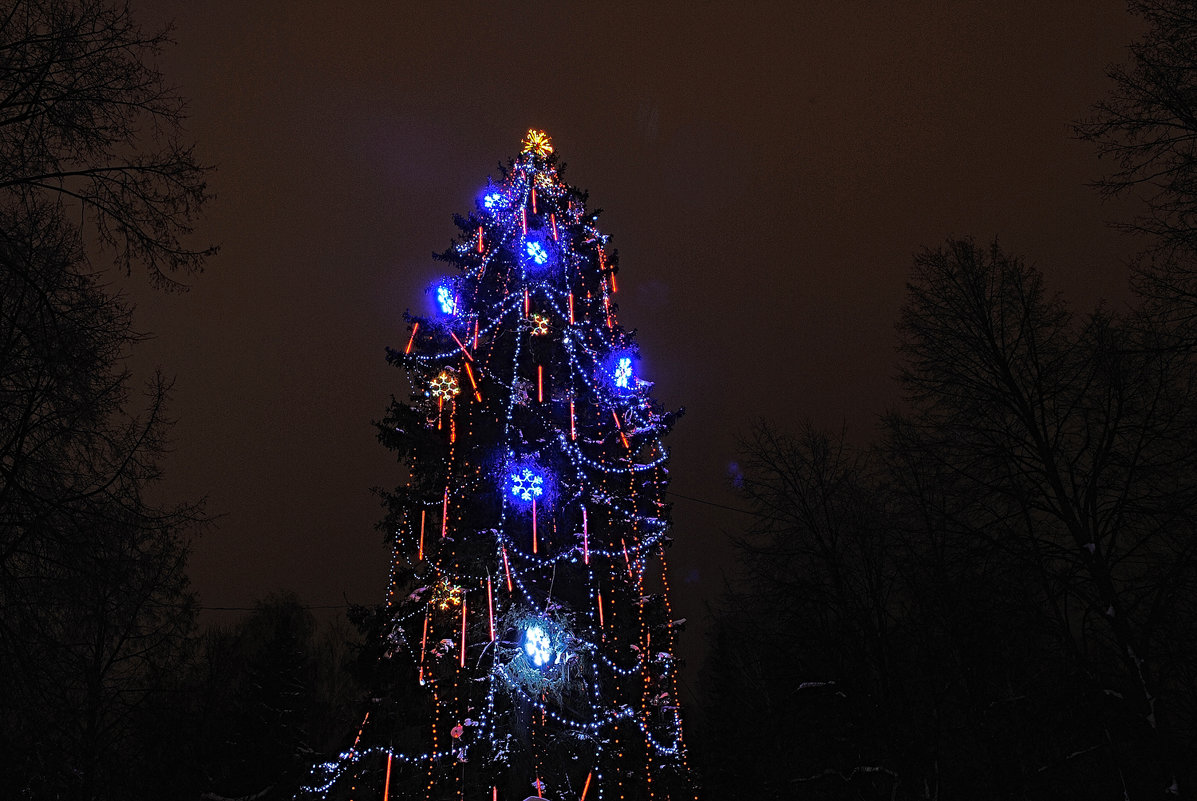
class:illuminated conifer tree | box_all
[301,132,692,801]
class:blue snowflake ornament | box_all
[614,357,633,389]
[525,241,548,265]
[509,468,544,503]
[436,285,457,315]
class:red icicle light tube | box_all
[502,545,513,592]
[580,771,593,801]
[418,509,426,561]
[464,360,482,402]
[531,498,538,554]
[487,574,495,641]
[449,330,474,361]
[460,596,467,668]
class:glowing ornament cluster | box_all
[429,369,460,399]
[614,357,633,389]
[525,240,549,265]
[521,129,553,158]
[432,577,464,610]
[523,624,552,668]
[509,467,544,503]
[436,285,457,315]
[529,312,550,336]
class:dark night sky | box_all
[126,1,1143,682]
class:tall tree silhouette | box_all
[0,0,215,287]
[0,1,214,796]
[890,238,1197,797]
[1077,0,1197,335]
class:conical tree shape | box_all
[301,131,693,801]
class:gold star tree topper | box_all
[521,129,553,158]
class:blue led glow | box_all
[525,241,548,265]
[509,467,544,503]
[614,357,632,389]
[600,350,638,394]
[483,192,504,209]
[524,625,552,667]
[436,285,457,315]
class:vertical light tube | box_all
[582,506,589,564]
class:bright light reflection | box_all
[524,625,551,667]
[437,285,457,315]
[614,357,632,388]
[526,241,548,265]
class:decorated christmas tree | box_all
[302,131,692,801]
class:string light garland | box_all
[299,131,693,801]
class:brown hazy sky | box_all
[126,1,1143,679]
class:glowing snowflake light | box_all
[530,312,550,336]
[524,625,552,667]
[521,129,553,158]
[614,357,633,389]
[436,285,457,315]
[432,577,464,610]
[429,369,460,399]
[525,241,548,265]
[483,192,504,209]
[509,468,544,503]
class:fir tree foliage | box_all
[301,132,692,801]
